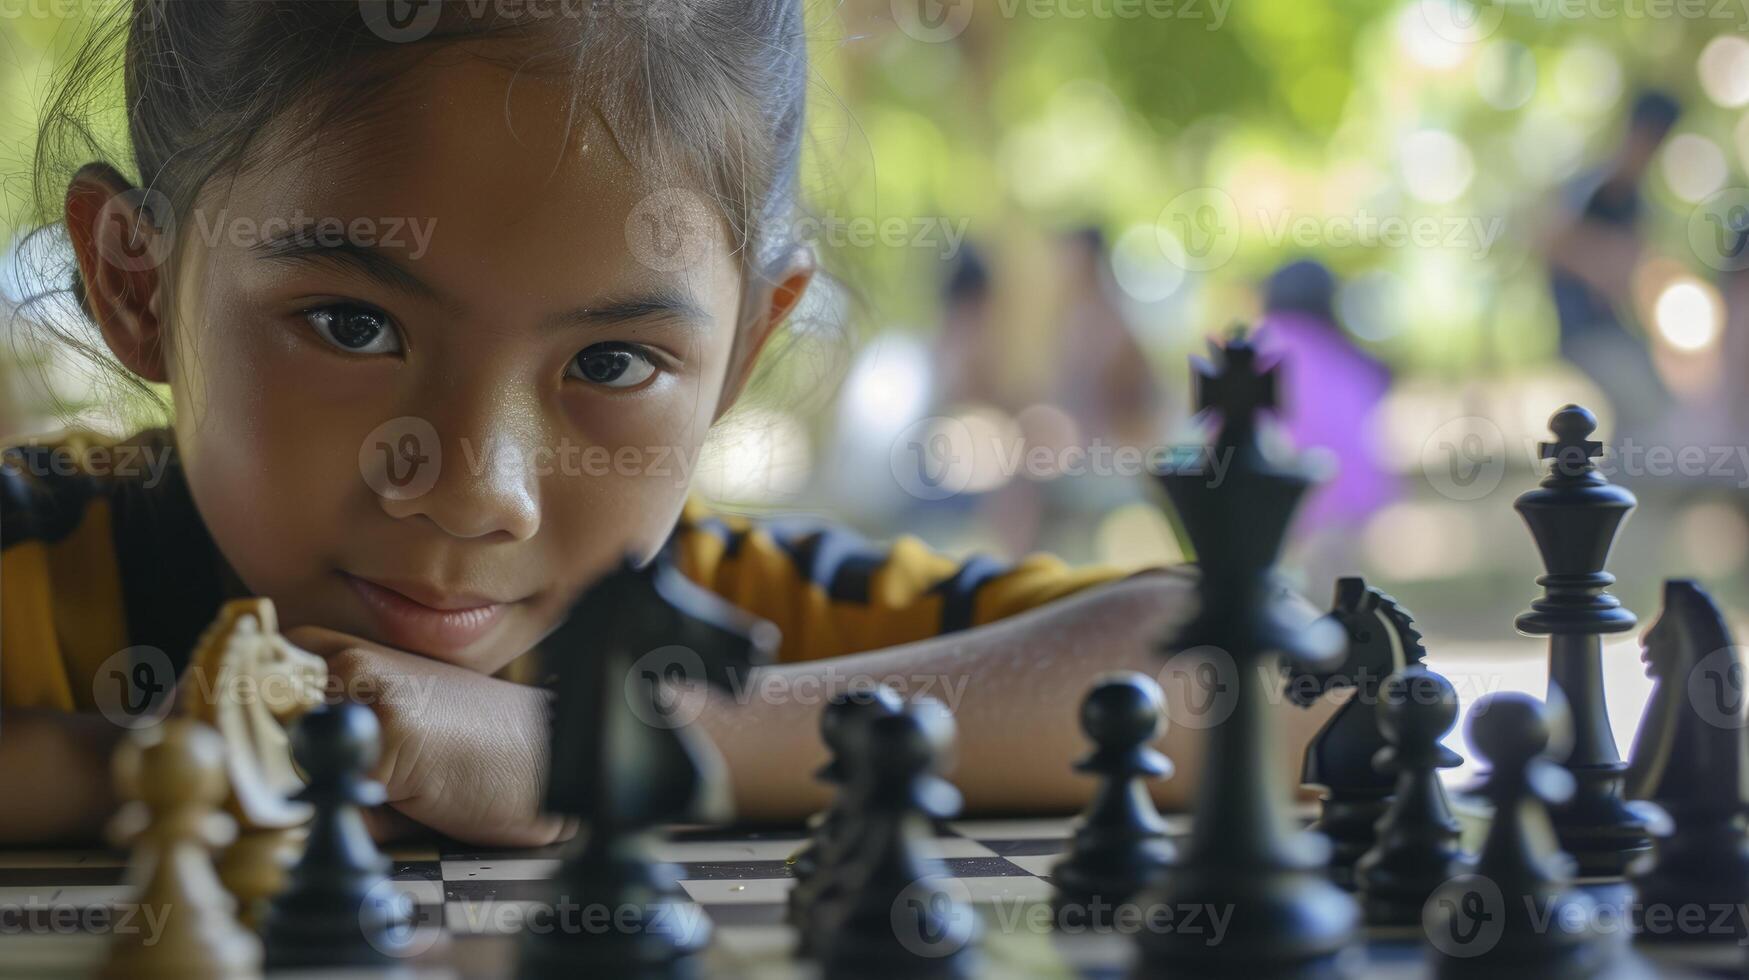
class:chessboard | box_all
[0,812,1740,979]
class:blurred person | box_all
[1251,260,1397,583]
[903,243,1047,556]
[1712,217,1749,515]
[1009,227,1175,566]
[1051,226,1165,452]
[930,243,1002,411]
[1541,89,1681,437]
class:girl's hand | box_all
[283,626,572,848]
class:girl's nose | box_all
[369,410,543,543]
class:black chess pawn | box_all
[788,683,905,942]
[1624,580,1749,944]
[1515,405,1656,876]
[814,705,975,979]
[1428,692,1606,980]
[261,700,411,969]
[1051,671,1174,927]
[1355,666,1470,926]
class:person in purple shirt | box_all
[1251,260,1398,550]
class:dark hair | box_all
[20,0,822,418]
[1263,258,1337,323]
[941,243,990,306]
[1629,88,1682,138]
[1062,224,1105,256]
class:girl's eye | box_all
[303,305,402,355]
[568,343,658,389]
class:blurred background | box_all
[1,0,1746,674]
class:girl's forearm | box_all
[0,709,125,844]
[696,573,1337,823]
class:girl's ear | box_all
[64,162,173,384]
[714,245,815,421]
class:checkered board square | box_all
[0,814,1738,979]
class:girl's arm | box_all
[696,572,1337,821]
[0,709,125,843]
[289,572,1335,842]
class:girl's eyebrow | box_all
[250,230,454,307]
[250,228,713,330]
[542,291,714,331]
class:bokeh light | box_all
[1652,277,1723,352]
[1476,41,1537,111]
[1398,129,1475,203]
[1699,36,1749,108]
[695,408,813,504]
[1112,225,1188,303]
[1660,133,1729,203]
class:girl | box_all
[1,1,1328,846]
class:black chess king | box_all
[1515,405,1655,876]
[1136,334,1360,977]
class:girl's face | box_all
[130,51,807,672]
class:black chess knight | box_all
[1287,577,1428,889]
[1514,405,1658,876]
[518,554,778,979]
[1624,579,1749,943]
[1134,333,1359,978]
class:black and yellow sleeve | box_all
[668,499,1133,663]
[1,429,224,711]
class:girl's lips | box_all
[342,572,507,655]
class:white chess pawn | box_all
[101,718,263,980]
